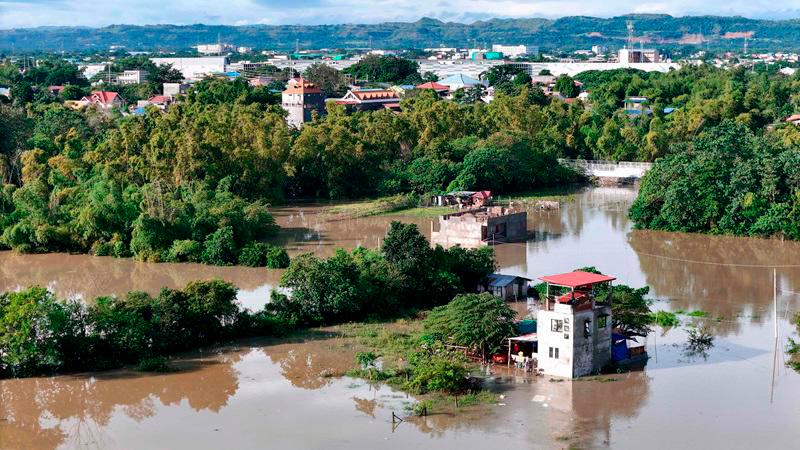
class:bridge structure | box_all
[558,159,653,182]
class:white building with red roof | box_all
[281,77,325,128]
[78,91,125,110]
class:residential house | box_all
[281,77,326,128]
[416,81,450,96]
[438,74,487,92]
[535,271,615,378]
[163,82,190,98]
[48,85,65,96]
[78,91,125,110]
[786,114,800,125]
[117,70,148,85]
[335,88,400,112]
[479,274,531,301]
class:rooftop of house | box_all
[283,77,323,95]
[539,271,616,288]
[416,81,449,91]
[82,91,122,105]
[347,89,398,101]
[488,273,531,288]
[438,73,484,86]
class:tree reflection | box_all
[0,353,242,450]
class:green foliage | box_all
[343,55,421,84]
[424,293,516,357]
[631,121,800,239]
[201,226,237,265]
[0,280,282,378]
[554,74,579,98]
[611,284,653,338]
[404,345,470,394]
[649,311,680,327]
[273,221,495,326]
[136,356,171,372]
[238,242,290,268]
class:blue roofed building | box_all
[479,273,531,300]
[438,73,488,92]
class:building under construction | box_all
[430,206,527,248]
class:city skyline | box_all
[2,0,800,29]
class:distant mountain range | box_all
[3,15,800,53]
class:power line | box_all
[636,250,800,268]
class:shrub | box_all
[201,226,237,265]
[405,350,469,394]
[265,245,290,268]
[136,356,171,372]
[167,239,202,262]
[237,242,289,268]
[424,293,515,357]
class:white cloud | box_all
[1,0,800,29]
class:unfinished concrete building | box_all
[430,207,528,248]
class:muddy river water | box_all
[1,187,799,449]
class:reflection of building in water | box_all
[534,370,650,447]
[431,207,527,248]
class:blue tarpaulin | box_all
[611,333,629,361]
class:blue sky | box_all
[2,0,800,28]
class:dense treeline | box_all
[270,221,495,326]
[0,279,287,377]
[6,58,800,257]
[0,222,495,378]
[630,121,800,239]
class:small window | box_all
[564,333,570,340]
[598,315,608,329]
[584,319,591,338]
[551,319,563,332]
[554,348,559,359]
[549,347,553,358]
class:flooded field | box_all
[2,187,800,449]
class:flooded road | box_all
[2,187,800,449]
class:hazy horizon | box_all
[2,1,800,30]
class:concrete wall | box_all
[536,302,612,378]
[430,210,527,248]
[486,212,527,242]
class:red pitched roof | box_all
[147,95,170,104]
[351,89,398,101]
[539,271,616,288]
[785,114,800,122]
[471,190,492,200]
[416,81,449,91]
[82,91,122,105]
[283,77,322,95]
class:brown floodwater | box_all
[2,187,800,449]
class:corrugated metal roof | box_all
[488,273,530,287]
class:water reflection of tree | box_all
[629,230,800,336]
[262,334,356,390]
[0,353,242,450]
[0,251,278,302]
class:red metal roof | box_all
[539,271,616,288]
[416,81,449,91]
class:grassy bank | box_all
[494,184,583,203]
[325,194,419,218]
[333,320,500,415]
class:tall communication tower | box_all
[626,20,635,49]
